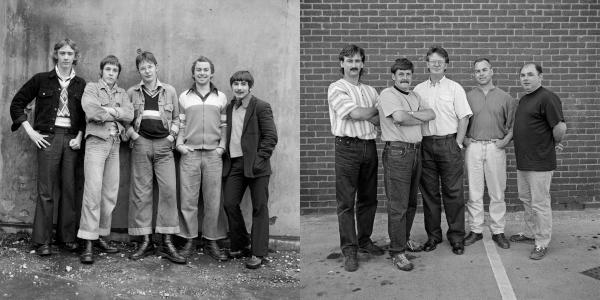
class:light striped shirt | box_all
[327,78,378,140]
[413,76,472,136]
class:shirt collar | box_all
[186,82,219,96]
[427,75,447,87]
[55,65,75,82]
[99,78,119,92]
[235,93,252,109]
[139,78,164,91]
[393,85,410,95]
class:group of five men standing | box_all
[10,39,278,270]
[328,44,566,272]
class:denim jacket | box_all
[10,69,86,134]
[126,80,180,147]
[82,80,134,141]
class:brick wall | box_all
[300,0,600,214]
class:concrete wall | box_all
[0,0,300,237]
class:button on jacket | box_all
[10,69,86,134]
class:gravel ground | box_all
[0,231,300,299]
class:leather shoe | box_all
[96,238,118,253]
[492,233,510,249]
[179,239,195,257]
[36,244,51,256]
[204,240,228,262]
[62,242,79,252]
[464,232,483,246]
[451,241,464,255]
[246,255,265,269]
[229,246,252,259]
[156,234,186,264]
[130,235,155,260]
[80,240,94,264]
[343,248,358,272]
[422,239,441,252]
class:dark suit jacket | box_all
[223,95,278,178]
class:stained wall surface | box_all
[0,0,300,237]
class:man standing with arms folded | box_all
[176,56,228,262]
[378,58,435,271]
[126,50,185,264]
[511,63,566,260]
[327,44,382,272]
[222,70,277,269]
[414,45,472,255]
[78,55,134,264]
[10,38,86,256]
[463,58,515,249]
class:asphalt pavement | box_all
[300,209,600,300]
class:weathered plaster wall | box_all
[0,0,299,237]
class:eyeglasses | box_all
[428,60,446,65]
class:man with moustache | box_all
[377,58,435,271]
[10,38,86,256]
[413,45,472,255]
[463,58,515,250]
[126,50,185,264]
[511,63,566,260]
[176,56,228,261]
[327,44,382,272]
[78,55,134,264]
[222,70,277,269]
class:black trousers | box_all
[223,157,270,257]
[334,137,378,254]
[419,135,465,244]
[33,128,82,245]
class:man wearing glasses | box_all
[413,45,472,255]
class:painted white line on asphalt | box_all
[483,229,517,300]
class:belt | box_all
[423,133,456,140]
[385,141,421,149]
[471,138,498,144]
[335,136,375,144]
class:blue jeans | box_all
[383,141,421,255]
[334,137,378,254]
[178,149,227,240]
[33,128,82,245]
[420,134,465,244]
[128,136,179,235]
[78,135,121,240]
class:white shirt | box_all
[413,76,472,136]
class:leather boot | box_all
[80,240,94,264]
[96,237,119,253]
[130,235,155,260]
[157,234,186,264]
[204,240,228,262]
[179,239,195,257]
